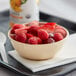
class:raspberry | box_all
[43,38,55,44]
[28,37,38,44]
[11,24,25,34]
[28,25,39,36]
[53,33,64,42]
[15,34,27,43]
[38,29,49,40]
[26,33,33,39]
[39,22,56,33]
[15,29,27,36]
[55,28,66,37]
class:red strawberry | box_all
[15,34,27,43]
[28,25,39,36]
[28,21,39,26]
[25,26,30,30]
[10,34,16,40]
[14,28,27,43]
[53,33,64,42]
[39,22,45,26]
[26,33,33,39]
[11,24,25,34]
[55,25,63,29]
[28,37,42,44]
[39,22,56,33]
[39,22,45,25]
[28,37,38,44]
[43,38,55,44]
[15,28,27,36]
[55,27,66,37]
[10,28,15,34]
[37,37,42,44]
[12,24,25,29]
[38,29,49,40]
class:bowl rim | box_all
[8,22,69,46]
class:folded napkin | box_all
[8,34,76,72]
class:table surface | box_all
[0,11,76,76]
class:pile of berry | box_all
[10,21,67,45]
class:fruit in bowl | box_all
[8,21,69,60]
